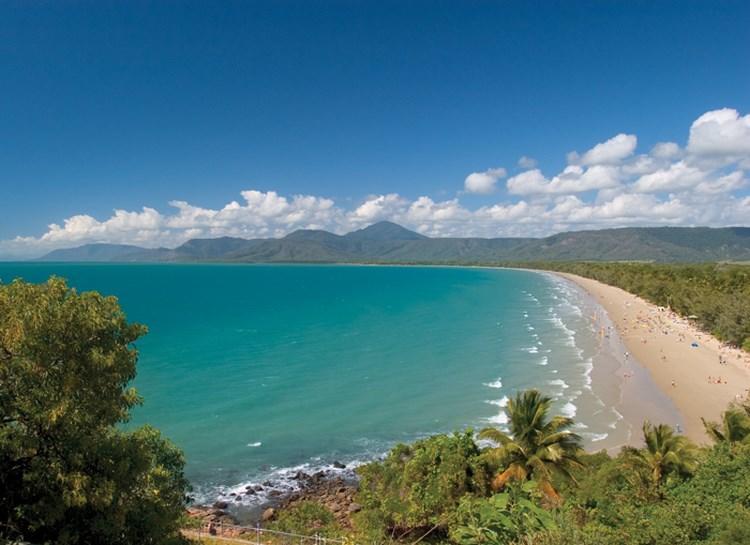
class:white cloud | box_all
[507,165,620,195]
[349,194,408,223]
[477,201,531,221]
[506,169,548,195]
[407,196,467,222]
[580,133,637,165]
[464,167,507,194]
[695,171,746,194]
[632,161,706,193]
[651,141,681,159]
[562,194,689,223]
[21,208,166,246]
[688,108,750,157]
[3,107,750,259]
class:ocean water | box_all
[0,263,631,506]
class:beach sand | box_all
[555,272,750,444]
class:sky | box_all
[1,1,749,258]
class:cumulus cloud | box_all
[464,167,507,194]
[632,161,706,193]
[507,165,620,195]
[349,194,408,223]
[688,108,750,157]
[18,208,166,247]
[2,107,749,258]
[651,141,681,159]
[580,133,638,165]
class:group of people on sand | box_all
[590,292,750,397]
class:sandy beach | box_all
[555,272,750,444]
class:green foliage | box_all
[510,262,750,350]
[667,442,750,518]
[538,438,750,545]
[621,421,698,495]
[268,501,343,538]
[702,400,750,444]
[355,431,492,539]
[352,393,750,545]
[449,481,556,545]
[0,278,189,545]
[712,506,750,545]
[478,390,583,500]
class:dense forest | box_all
[504,262,750,351]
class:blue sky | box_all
[1,1,749,257]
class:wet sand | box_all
[554,272,750,444]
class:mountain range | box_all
[37,222,750,263]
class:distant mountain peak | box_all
[34,225,750,263]
[345,221,427,241]
[283,229,342,241]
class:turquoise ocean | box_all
[0,263,633,507]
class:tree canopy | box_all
[352,391,750,545]
[478,389,583,500]
[0,277,189,544]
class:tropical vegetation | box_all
[348,393,750,545]
[0,278,190,545]
[477,390,583,501]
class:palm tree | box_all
[478,389,583,501]
[624,421,698,494]
[702,401,750,444]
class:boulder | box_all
[262,507,275,521]
[348,503,362,513]
[332,461,346,469]
[212,501,229,510]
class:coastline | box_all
[550,271,750,444]
[536,273,679,452]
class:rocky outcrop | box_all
[274,471,359,529]
[187,469,360,532]
[187,501,237,527]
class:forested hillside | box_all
[38,223,750,264]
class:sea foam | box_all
[485,396,509,408]
[561,402,577,417]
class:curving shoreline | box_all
[551,271,750,443]
[534,271,682,452]
[187,265,750,525]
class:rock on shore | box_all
[275,470,359,528]
[187,468,360,531]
